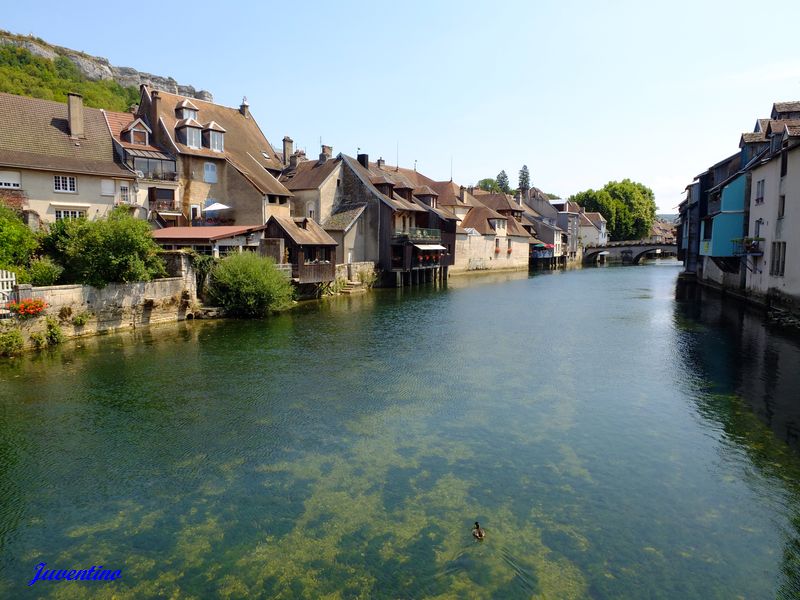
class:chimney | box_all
[128,103,139,114]
[357,153,369,169]
[319,144,332,162]
[282,136,293,167]
[150,90,162,148]
[459,186,465,202]
[377,157,385,169]
[239,96,250,118]
[515,190,522,206]
[67,93,85,139]
[289,150,306,170]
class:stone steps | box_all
[340,281,366,295]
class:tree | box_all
[477,178,501,193]
[496,170,511,194]
[0,205,37,268]
[518,165,530,193]
[570,179,656,241]
[45,208,166,287]
[208,253,294,318]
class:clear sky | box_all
[6,0,800,211]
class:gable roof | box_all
[772,101,800,116]
[429,180,481,208]
[143,86,290,197]
[341,154,426,212]
[269,216,337,246]
[104,109,172,156]
[280,157,341,190]
[475,192,522,213]
[585,212,606,226]
[459,205,506,235]
[579,212,597,228]
[0,92,133,178]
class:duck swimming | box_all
[473,522,485,540]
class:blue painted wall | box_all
[721,174,746,212]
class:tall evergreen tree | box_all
[496,170,511,194]
[518,165,530,193]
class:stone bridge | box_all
[583,242,677,264]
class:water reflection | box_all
[675,280,800,599]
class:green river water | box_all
[2,261,800,599]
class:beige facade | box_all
[5,168,134,224]
[453,232,529,272]
[290,162,344,224]
[746,150,800,302]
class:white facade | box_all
[746,148,800,302]
[2,168,134,224]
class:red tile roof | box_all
[152,225,266,242]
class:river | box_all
[2,261,800,599]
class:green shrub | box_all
[0,329,23,357]
[29,332,47,350]
[71,312,89,327]
[28,256,63,286]
[42,208,166,287]
[357,267,378,289]
[44,316,64,346]
[0,205,37,267]
[207,253,293,318]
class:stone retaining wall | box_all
[2,252,197,349]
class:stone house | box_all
[0,92,135,225]
[136,86,291,226]
[456,204,531,272]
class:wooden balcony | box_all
[392,227,441,242]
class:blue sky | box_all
[6,0,800,211]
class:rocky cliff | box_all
[0,31,212,101]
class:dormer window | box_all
[210,131,224,152]
[202,121,226,152]
[185,127,201,148]
[122,118,151,146]
[175,99,199,122]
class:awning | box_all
[414,244,446,250]
[533,243,546,248]
[203,202,231,212]
[598,251,610,256]
[545,244,555,249]
[50,201,91,208]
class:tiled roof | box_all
[342,155,425,213]
[151,225,266,241]
[321,203,367,231]
[505,216,531,238]
[0,92,132,178]
[413,185,438,197]
[474,192,521,213]
[773,101,800,114]
[766,119,800,136]
[270,216,337,246]
[281,157,340,190]
[787,125,800,137]
[429,180,481,207]
[144,86,289,196]
[585,212,606,226]
[104,109,172,156]
[741,132,767,143]
[459,205,507,235]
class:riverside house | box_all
[263,215,338,287]
[0,92,135,226]
[135,86,292,227]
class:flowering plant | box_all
[507,248,513,254]
[494,247,501,253]
[7,298,47,319]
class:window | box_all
[306,202,315,221]
[101,179,115,196]
[120,184,130,203]
[181,108,198,121]
[755,179,765,204]
[55,209,85,220]
[185,127,201,148]
[778,195,786,219]
[204,162,217,183]
[781,149,788,177]
[132,129,148,145]
[191,204,201,221]
[495,238,500,249]
[0,170,20,189]
[770,242,787,276]
[53,175,77,193]
[507,239,512,250]
[210,131,224,152]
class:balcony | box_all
[150,199,181,213]
[732,237,764,257]
[140,171,178,182]
[392,227,441,242]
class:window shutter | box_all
[101,179,115,196]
